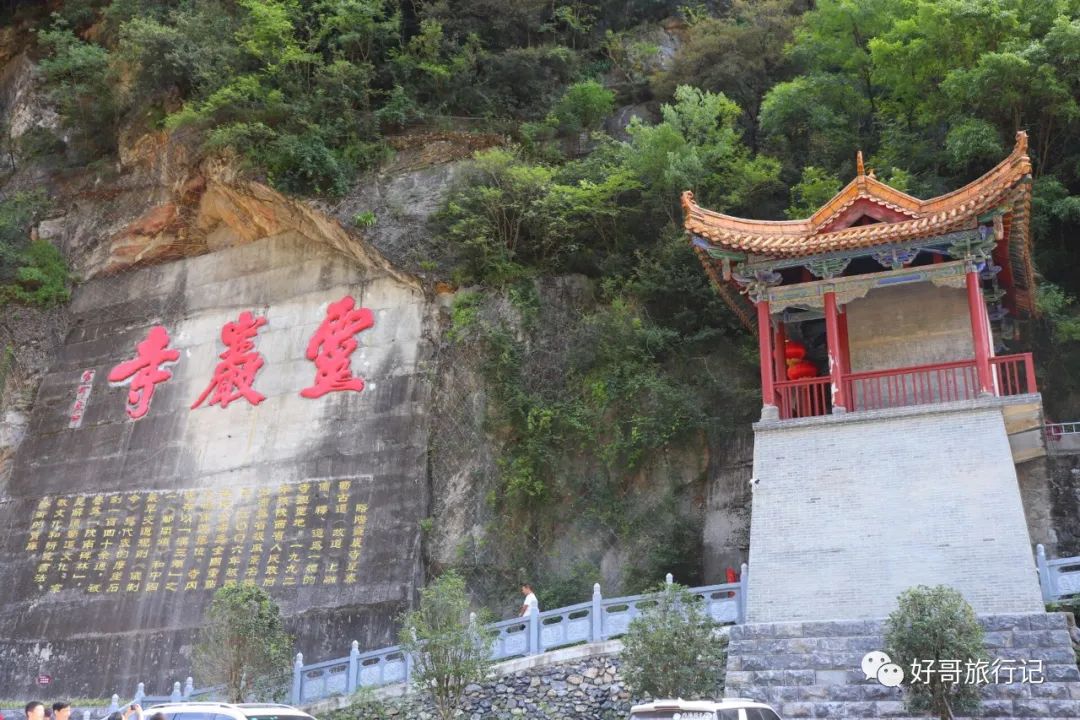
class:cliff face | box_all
[0,48,754,697]
[0,232,434,695]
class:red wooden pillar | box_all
[773,321,787,384]
[837,307,851,375]
[966,265,993,395]
[756,299,776,409]
[823,290,847,412]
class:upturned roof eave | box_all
[683,131,1032,260]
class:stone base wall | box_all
[748,398,1046,623]
[319,642,724,720]
[726,613,1080,719]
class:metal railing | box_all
[1044,421,1080,455]
[1037,544,1080,602]
[775,353,1037,420]
[290,567,748,704]
[1045,421,1080,439]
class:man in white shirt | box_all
[519,583,539,617]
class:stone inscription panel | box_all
[25,478,370,594]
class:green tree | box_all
[399,571,495,720]
[653,0,807,148]
[551,80,615,134]
[193,583,294,703]
[619,582,727,699]
[884,585,986,720]
[37,19,119,158]
[786,166,841,218]
[626,85,781,221]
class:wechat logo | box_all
[863,650,905,688]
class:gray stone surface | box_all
[0,234,435,696]
[726,613,1080,719]
[846,283,973,374]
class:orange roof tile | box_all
[683,131,1032,259]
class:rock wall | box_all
[1044,453,1080,557]
[0,233,434,696]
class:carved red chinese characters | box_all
[300,296,374,399]
[108,326,180,420]
[192,311,268,409]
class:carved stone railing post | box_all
[738,562,749,624]
[169,681,182,702]
[591,583,603,642]
[528,604,540,655]
[346,640,360,694]
[1037,544,1055,602]
[290,653,303,705]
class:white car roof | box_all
[143,704,311,716]
[630,698,773,712]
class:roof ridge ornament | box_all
[1015,130,1028,155]
[856,150,865,177]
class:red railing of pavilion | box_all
[774,352,1036,420]
[775,376,832,419]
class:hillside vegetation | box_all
[6,0,1080,605]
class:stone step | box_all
[729,628,1076,656]
[728,614,1072,641]
[727,663,1080,686]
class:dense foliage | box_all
[0,192,69,308]
[13,0,1080,596]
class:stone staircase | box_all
[724,613,1080,719]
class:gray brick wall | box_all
[748,400,1045,623]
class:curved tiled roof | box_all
[683,132,1032,258]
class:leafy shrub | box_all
[885,585,985,720]
[399,571,495,720]
[193,582,294,703]
[4,241,71,307]
[620,582,727,699]
[0,192,70,309]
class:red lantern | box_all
[787,359,818,380]
[785,340,806,361]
